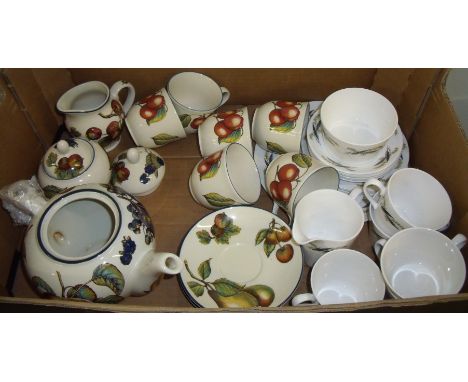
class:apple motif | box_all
[275,101,297,108]
[275,226,292,242]
[57,157,70,170]
[140,106,157,120]
[68,154,83,170]
[214,121,230,138]
[217,110,237,119]
[223,114,243,130]
[111,100,123,116]
[280,105,300,121]
[269,109,286,126]
[139,95,153,104]
[269,180,280,200]
[197,160,211,175]
[190,116,206,130]
[277,163,300,182]
[265,229,279,245]
[276,244,294,263]
[113,162,130,182]
[206,150,222,164]
[277,180,292,202]
[106,121,121,139]
[86,127,102,140]
[146,95,165,110]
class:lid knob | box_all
[56,140,70,154]
[127,148,140,164]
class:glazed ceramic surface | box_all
[37,138,110,199]
[178,206,303,308]
[57,80,135,152]
[363,168,452,231]
[291,249,385,305]
[126,88,187,148]
[189,143,261,209]
[252,101,310,153]
[24,184,182,303]
[265,152,339,219]
[292,189,365,267]
[111,147,165,196]
[167,72,230,135]
[375,228,466,299]
[198,107,253,156]
[320,88,398,162]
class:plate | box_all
[178,206,303,308]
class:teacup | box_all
[292,189,365,267]
[265,152,339,219]
[368,203,395,251]
[291,249,385,306]
[320,88,398,162]
[252,101,310,153]
[167,72,230,135]
[374,228,466,299]
[198,107,253,157]
[363,168,452,231]
[189,143,261,209]
[126,88,187,148]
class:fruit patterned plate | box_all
[178,206,303,308]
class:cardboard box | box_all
[0,68,466,312]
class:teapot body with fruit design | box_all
[24,184,182,303]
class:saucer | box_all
[369,203,400,237]
[178,206,303,308]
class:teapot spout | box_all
[144,251,183,276]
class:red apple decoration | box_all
[223,114,243,130]
[276,101,297,108]
[139,94,153,104]
[277,164,300,182]
[190,116,206,130]
[116,167,130,182]
[68,154,84,170]
[57,157,70,170]
[86,127,102,140]
[217,110,237,119]
[269,109,286,126]
[269,180,280,200]
[111,100,123,116]
[206,151,222,164]
[106,121,121,139]
[140,106,157,120]
[280,106,300,121]
[146,95,165,110]
[214,121,230,138]
[277,180,292,202]
[197,160,211,175]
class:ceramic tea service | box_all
[23,184,183,302]
[57,80,136,151]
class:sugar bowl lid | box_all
[111,147,165,196]
[42,138,94,180]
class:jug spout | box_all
[143,250,183,277]
[57,81,110,114]
[292,220,312,246]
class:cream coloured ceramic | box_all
[57,80,135,152]
[252,101,310,153]
[189,143,261,210]
[125,88,187,148]
[178,206,303,308]
[37,138,110,199]
[264,152,339,219]
[363,168,452,231]
[320,88,398,162]
[110,147,165,196]
[374,228,466,299]
[291,249,385,305]
[198,107,253,157]
[24,184,183,303]
[167,72,230,135]
[292,189,365,267]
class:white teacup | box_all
[363,168,452,231]
[292,189,365,267]
[374,228,467,299]
[320,88,398,161]
[189,143,261,209]
[368,203,394,252]
[167,72,230,135]
[291,249,386,306]
[198,107,252,157]
[252,101,310,153]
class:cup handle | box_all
[219,86,231,107]
[373,238,387,259]
[291,293,318,306]
[451,234,467,250]
[110,80,136,115]
[363,178,386,209]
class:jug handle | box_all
[219,86,231,107]
[291,293,318,306]
[110,80,136,115]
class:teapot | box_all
[23,183,183,303]
[57,80,135,152]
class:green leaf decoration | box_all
[214,235,230,245]
[218,128,242,144]
[200,161,220,181]
[46,152,57,166]
[187,281,205,297]
[180,114,191,128]
[292,153,313,168]
[196,230,212,245]
[223,223,241,236]
[69,127,81,137]
[266,141,287,154]
[212,278,243,297]
[152,133,180,146]
[31,276,56,297]
[66,284,97,302]
[94,295,124,304]
[145,152,162,170]
[263,241,276,257]
[270,120,295,133]
[197,259,212,280]
[92,263,125,296]
[147,105,168,125]
[255,228,269,245]
[42,185,66,199]
[203,193,236,207]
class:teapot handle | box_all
[110,80,136,115]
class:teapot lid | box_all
[42,138,94,180]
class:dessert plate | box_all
[178,206,303,308]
